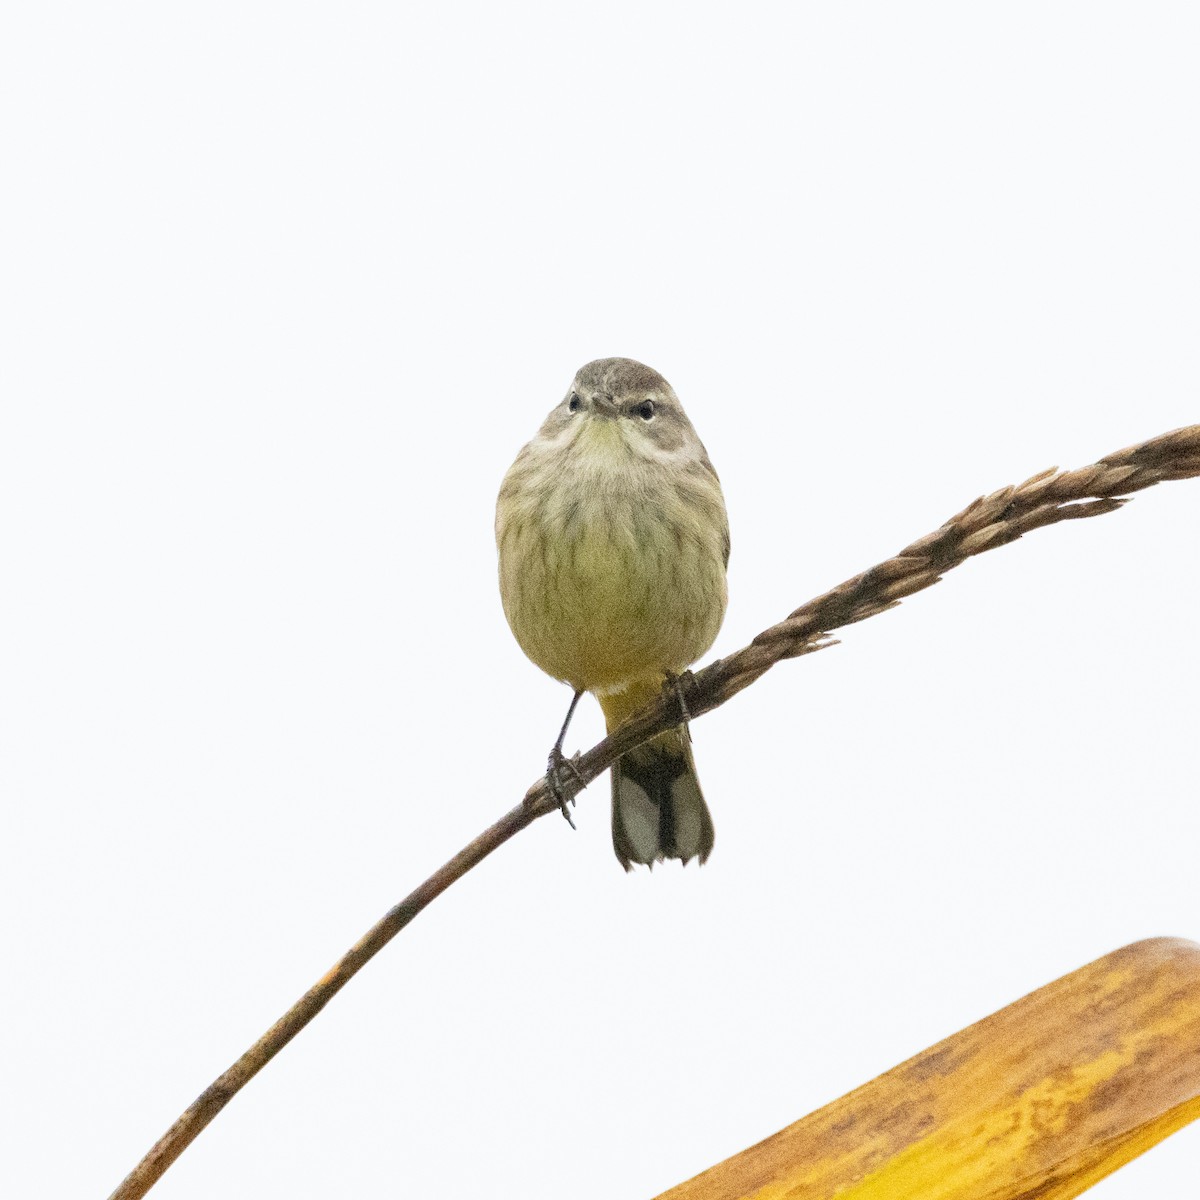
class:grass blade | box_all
[657,938,1200,1200]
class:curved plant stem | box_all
[108,804,535,1200]
[108,424,1200,1200]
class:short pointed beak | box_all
[591,393,617,417]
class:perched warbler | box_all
[496,358,729,869]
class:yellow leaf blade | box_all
[656,938,1200,1200]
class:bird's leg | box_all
[547,689,586,826]
[663,670,695,743]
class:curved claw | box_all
[546,747,585,827]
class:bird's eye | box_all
[568,393,582,413]
[636,399,655,420]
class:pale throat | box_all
[570,415,685,469]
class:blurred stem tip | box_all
[657,938,1200,1200]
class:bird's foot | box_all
[663,670,696,726]
[547,746,586,827]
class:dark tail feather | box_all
[610,729,715,870]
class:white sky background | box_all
[2,3,1199,1197]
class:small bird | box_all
[496,358,730,869]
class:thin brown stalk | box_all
[108,423,1200,1200]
